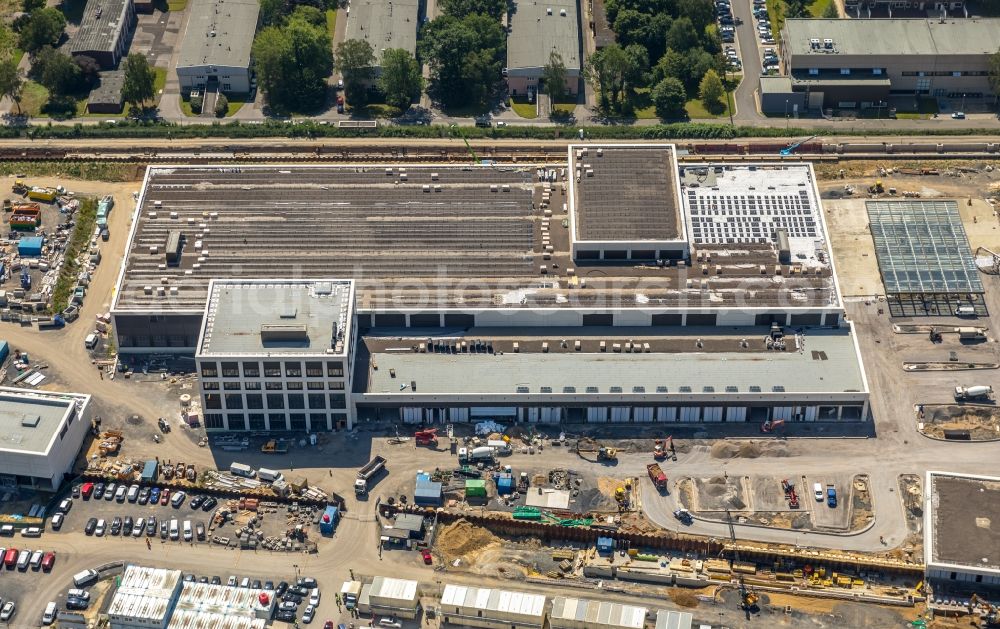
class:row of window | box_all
[807,68,987,77]
[200,361,344,379]
[203,381,345,391]
[204,413,347,432]
[204,393,347,411]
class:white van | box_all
[73,569,99,586]
[41,602,57,625]
[955,305,977,317]
[29,550,43,569]
[182,520,192,542]
[257,468,282,483]
[16,549,30,570]
[169,519,179,540]
[84,334,98,349]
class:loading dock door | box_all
[610,407,630,422]
[804,406,818,422]
[703,407,723,422]
[470,407,517,417]
[587,407,609,422]
[526,407,540,423]
[726,407,747,422]
[679,407,700,422]
[540,407,561,423]
[772,406,794,421]
[448,408,469,422]
[401,407,423,423]
[633,407,654,422]
[657,407,677,421]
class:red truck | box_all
[647,463,668,491]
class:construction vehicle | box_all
[781,479,799,509]
[647,463,668,491]
[414,428,438,447]
[614,480,632,510]
[653,439,667,460]
[778,135,816,156]
[28,187,56,203]
[355,455,386,495]
[760,419,786,433]
[955,385,994,401]
[726,509,759,614]
[12,180,27,194]
[597,447,617,461]
[868,179,885,195]
[517,472,529,492]
[260,439,289,454]
[968,594,1000,627]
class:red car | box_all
[421,549,433,565]
[160,489,170,506]
[81,482,94,499]
[323,622,334,629]
[41,552,55,572]
[3,548,17,568]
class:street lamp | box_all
[785,99,789,128]
[293,563,299,583]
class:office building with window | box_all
[195,279,356,433]
[68,0,136,69]
[778,18,1000,110]
[176,0,260,94]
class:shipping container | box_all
[319,504,339,536]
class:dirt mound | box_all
[710,442,739,459]
[704,484,727,496]
[436,519,499,561]
[737,443,762,458]
[710,441,785,459]
[669,590,700,609]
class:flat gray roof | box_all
[507,0,581,72]
[759,76,793,93]
[198,279,353,357]
[68,0,131,57]
[0,389,85,455]
[343,0,419,62]
[177,0,259,70]
[365,328,865,395]
[89,71,124,105]
[930,473,1000,573]
[784,18,1000,58]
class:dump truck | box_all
[28,187,56,203]
[647,463,668,491]
[354,455,386,495]
[955,385,993,401]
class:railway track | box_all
[0,140,998,163]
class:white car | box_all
[951,111,965,119]
[133,518,146,537]
[0,600,14,621]
[67,589,90,601]
[813,482,823,501]
[309,588,320,606]
[227,576,237,587]
[95,519,106,537]
[302,604,315,624]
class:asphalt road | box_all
[731,0,763,121]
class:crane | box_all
[726,509,759,616]
[779,135,817,156]
[450,124,479,165]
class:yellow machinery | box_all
[598,447,618,461]
[868,179,885,194]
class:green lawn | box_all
[326,9,337,41]
[807,0,834,16]
[361,103,402,118]
[510,96,537,119]
[685,96,733,119]
[552,102,575,113]
[20,81,50,116]
[179,97,198,116]
[152,67,167,104]
[441,102,489,117]
[223,97,246,117]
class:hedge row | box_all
[2,120,996,141]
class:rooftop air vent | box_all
[21,414,41,428]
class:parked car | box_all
[84,518,98,536]
[297,577,318,589]
[309,588,321,606]
[0,601,14,621]
[114,485,127,502]
[147,517,157,536]
[50,513,64,531]
[276,581,289,596]
[41,552,55,571]
[421,549,433,564]
[283,593,303,604]
[279,601,298,612]
[126,485,140,503]
[171,491,187,508]
[201,497,218,512]
[160,489,171,505]
[189,495,206,510]
[95,519,106,536]
[159,521,168,539]
[133,518,146,537]
[58,499,73,514]
[94,483,106,499]
[104,483,116,501]
[302,604,315,624]
[138,487,150,505]
[66,596,89,610]
[227,576,238,587]
[123,516,134,532]
[66,589,90,601]
[952,111,966,119]
[275,610,297,622]
[211,575,222,585]
[149,487,161,503]
[111,517,122,536]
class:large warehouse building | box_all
[776,18,1000,110]
[114,148,869,431]
[0,388,92,490]
[506,0,582,97]
[925,471,1000,588]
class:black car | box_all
[93,483,106,499]
[276,581,288,597]
[211,576,222,586]
[275,610,297,622]
[123,516,134,532]
[183,574,196,583]
[264,580,275,591]
[84,518,98,535]
[100,227,110,241]
[110,517,122,536]
[252,579,262,589]
[297,577,318,589]
[159,521,168,539]
[291,585,310,597]
[282,593,302,604]
[199,576,209,584]
[189,495,206,510]
[66,597,89,610]
[201,497,218,512]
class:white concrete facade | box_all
[0,388,92,490]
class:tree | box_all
[651,76,685,118]
[291,5,325,26]
[678,0,714,33]
[75,55,101,87]
[259,0,286,25]
[377,47,422,110]
[190,93,203,113]
[698,67,724,112]
[0,57,24,114]
[21,0,45,12]
[253,15,333,112]
[990,50,1000,97]
[121,53,156,109]
[665,16,698,53]
[541,50,567,104]
[335,38,375,105]
[33,46,81,96]
[18,7,66,54]
[821,0,839,17]
[418,13,505,108]
[440,0,505,19]
[214,93,228,116]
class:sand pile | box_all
[436,519,499,561]
[710,442,739,459]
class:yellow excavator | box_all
[726,509,759,614]
[968,593,999,627]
